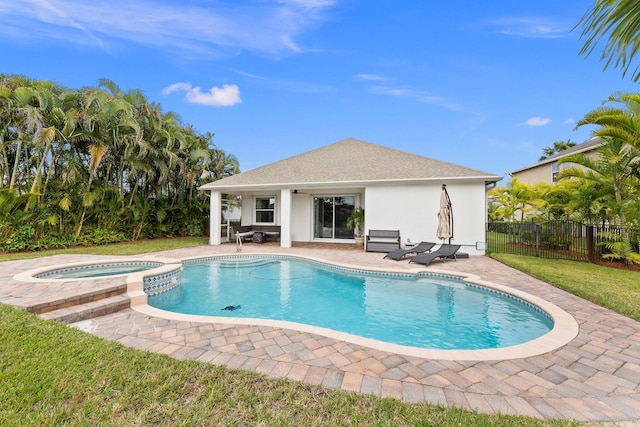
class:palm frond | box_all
[576,0,640,81]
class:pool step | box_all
[29,283,127,315]
[39,293,130,324]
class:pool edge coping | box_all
[12,256,181,283]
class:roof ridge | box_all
[200,138,501,190]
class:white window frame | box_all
[254,196,276,224]
[552,162,572,183]
[551,162,560,183]
[311,194,358,240]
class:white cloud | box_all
[162,82,193,96]
[234,70,268,80]
[354,74,385,81]
[0,0,336,58]
[234,70,333,93]
[564,117,576,125]
[522,117,551,127]
[163,82,241,107]
[277,0,335,7]
[28,0,105,47]
[490,18,567,39]
[370,85,465,112]
[353,74,469,113]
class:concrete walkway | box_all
[2,243,640,424]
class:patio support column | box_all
[280,188,292,248]
[209,190,222,245]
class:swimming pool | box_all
[148,257,554,350]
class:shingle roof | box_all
[199,138,501,191]
[509,137,602,175]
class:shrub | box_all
[81,229,127,246]
[540,232,571,250]
[0,227,128,253]
[1,225,35,252]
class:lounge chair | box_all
[384,241,436,261]
[408,244,461,266]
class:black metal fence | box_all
[487,221,639,263]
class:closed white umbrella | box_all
[436,184,453,243]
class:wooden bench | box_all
[366,230,401,253]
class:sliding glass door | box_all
[313,196,356,240]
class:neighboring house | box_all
[509,137,602,185]
[199,138,502,254]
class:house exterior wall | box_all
[240,197,252,226]
[240,196,253,225]
[232,183,488,254]
[291,194,311,241]
[364,182,488,255]
[512,164,553,185]
[511,144,599,186]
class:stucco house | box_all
[509,137,601,185]
[199,138,501,254]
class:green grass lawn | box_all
[0,304,576,426]
[0,238,614,425]
[490,253,640,322]
[0,236,209,261]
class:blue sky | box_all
[2,0,638,179]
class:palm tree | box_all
[23,124,55,211]
[0,74,241,247]
[7,85,46,193]
[562,180,611,226]
[558,138,640,263]
[72,86,140,237]
[0,86,14,188]
[532,181,573,221]
[576,92,640,148]
[488,178,536,222]
[573,91,640,225]
[559,138,636,218]
[576,0,640,82]
[40,90,86,205]
[539,140,576,161]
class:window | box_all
[313,196,356,239]
[552,162,571,183]
[551,162,559,183]
[255,197,275,223]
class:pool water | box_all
[148,257,553,350]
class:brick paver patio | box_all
[2,243,640,423]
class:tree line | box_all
[0,74,239,252]
[490,92,640,263]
